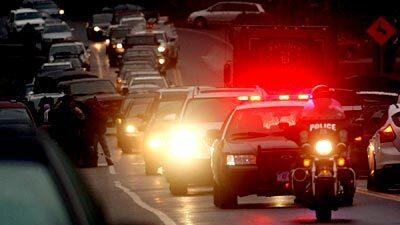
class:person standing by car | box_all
[84,97,113,166]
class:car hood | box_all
[224,137,299,154]
[15,18,44,25]
[42,32,72,39]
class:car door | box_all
[367,108,389,169]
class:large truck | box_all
[225,24,337,92]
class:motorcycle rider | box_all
[291,85,356,207]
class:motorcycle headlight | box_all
[315,140,333,156]
[125,124,137,134]
[169,129,201,158]
[59,9,65,15]
[105,39,110,46]
[158,58,165,65]
[157,45,166,53]
[93,26,101,32]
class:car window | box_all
[227,106,303,139]
[0,108,30,122]
[42,64,72,71]
[0,161,73,225]
[15,12,41,20]
[130,79,166,88]
[126,35,158,45]
[227,3,249,11]
[69,80,116,95]
[153,96,186,122]
[211,3,228,12]
[182,98,240,123]
[44,25,70,33]
[241,4,259,12]
[127,98,154,117]
[50,45,80,56]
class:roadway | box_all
[72,24,400,225]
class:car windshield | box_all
[15,12,41,20]
[110,28,131,39]
[50,45,80,56]
[126,35,157,45]
[93,14,112,23]
[0,108,30,122]
[127,98,154,117]
[227,106,303,140]
[182,98,240,123]
[0,161,72,225]
[44,25,69,33]
[70,80,116,95]
[34,2,58,9]
[121,18,145,26]
[42,64,71,71]
[153,98,185,122]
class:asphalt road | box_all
[72,24,400,225]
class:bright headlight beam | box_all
[315,140,333,156]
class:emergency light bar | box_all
[269,94,310,101]
[237,95,262,102]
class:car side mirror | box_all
[121,87,129,96]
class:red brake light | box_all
[298,94,309,100]
[279,95,290,101]
[380,125,396,143]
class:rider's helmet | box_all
[311,85,331,99]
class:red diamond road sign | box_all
[367,16,397,46]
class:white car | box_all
[42,23,73,47]
[9,8,45,32]
[187,1,264,28]
[367,103,400,191]
[119,16,146,32]
[41,62,72,71]
[49,42,90,70]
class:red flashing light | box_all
[298,94,309,100]
[380,125,396,143]
[250,95,262,101]
[279,95,290,101]
[238,96,249,101]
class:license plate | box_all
[277,171,290,182]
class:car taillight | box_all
[379,125,396,143]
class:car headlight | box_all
[226,155,256,166]
[315,140,333,156]
[116,43,123,49]
[125,124,137,134]
[93,26,101,32]
[169,129,201,158]
[147,136,163,150]
[157,45,166,53]
[59,9,65,15]
[158,58,165,65]
[105,39,110,46]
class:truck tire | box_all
[194,17,207,29]
[169,180,188,195]
[145,162,158,176]
[213,181,237,209]
[316,209,331,221]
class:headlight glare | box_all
[169,129,200,158]
[315,140,333,156]
[226,155,256,166]
[59,9,65,15]
[158,58,165,65]
[157,46,166,53]
[148,137,162,150]
[125,125,137,134]
[93,26,101,32]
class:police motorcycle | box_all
[290,85,356,221]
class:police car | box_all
[211,100,306,208]
[163,87,266,195]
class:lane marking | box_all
[357,188,400,202]
[109,165,116,175]
[177,28,233,49]
[114,181,177,225]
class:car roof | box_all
[12,8,39,13]
[190,87,261,99]
[237,101,307,110]
[217,1,259,5]
[58,78,109,85]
